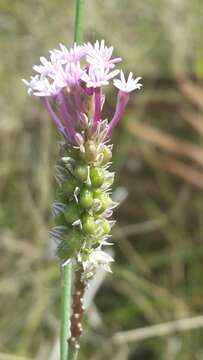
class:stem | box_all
[69,350,79,360]
[60,263,72,360]
[69,270,86,360]
[107,91,129,137]
[42,98,64,133]
[68,7,86,360]
[58,92,76,143]
[60,1,86,360]
[93,87,101,131]
[74,0,85,43]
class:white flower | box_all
[31,51,84,92]
[22,75,60,97]
[22,75,39,96]
[65,61,84,86]
[85,40,122,70]
[81,65,119,88]
[50,43,85,64]
[114,71,142,93]
[83,249,114,278]
[33,56,55,76]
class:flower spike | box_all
[23,40,142,280]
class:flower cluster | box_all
[23,40,142,279]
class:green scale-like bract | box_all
[53,136,114,262]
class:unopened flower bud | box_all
[82,214,97,234]
[103,171,115,189]
[92,198,102,212]
[62,177,78,196]
[90,167,104,188]
[93,191,111,214]
[57,229,83,259]
[98,218,111,235]
[101,146,112,165]
[74,164,88,182]
[79,187,94,208]
[84,140,97,162]
[64,203,80,224]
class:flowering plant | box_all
[23,39,142,355]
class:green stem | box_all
[74,0,85,43]
[60,263,72,360]
[69,349,79,360]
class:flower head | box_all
[114,71,142,93]
[50,42,85,63]
[84,40,122,70]
[33,56,56,77]
[82,249,114,279]
[81,65,119,88]
[22,75,60,97]
[23,40,142,144]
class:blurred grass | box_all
[1,0,203,359]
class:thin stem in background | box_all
[60,263,72,360]
[74,0,85,43]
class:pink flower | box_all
[23,40,142,144]
[33,56,56,76]
[85,40,122,69]
[81,65,119,88]
[114,71,142,93]
[49,61,84,89]
[50,43,85,64]
[108,72,142,135]
[22,75,60,97]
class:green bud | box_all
[82,214,97,234]
[90,167,104,188]
[80,140,97,163]
[57,241,74,259]
[79,187,94,208]
[57,229,83,259]
[104,171,115,188]
[74,164,88,182]
[84,140,97,162]
[62,177,78,196]
[101,146,112,165]
[55,211,66,226]
[64,203,80,224]
[93,191,111,214]
[99,218,111,235]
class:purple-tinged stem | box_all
[58,92,76,143]
[107,91,129,136]
[73,91,84,119]
[42,97,65,134]
[101,93,106,111]
[84,86,94,96]
[92,87,101,132]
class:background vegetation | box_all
[1,0,203,359]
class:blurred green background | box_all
[1,0,203,359]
